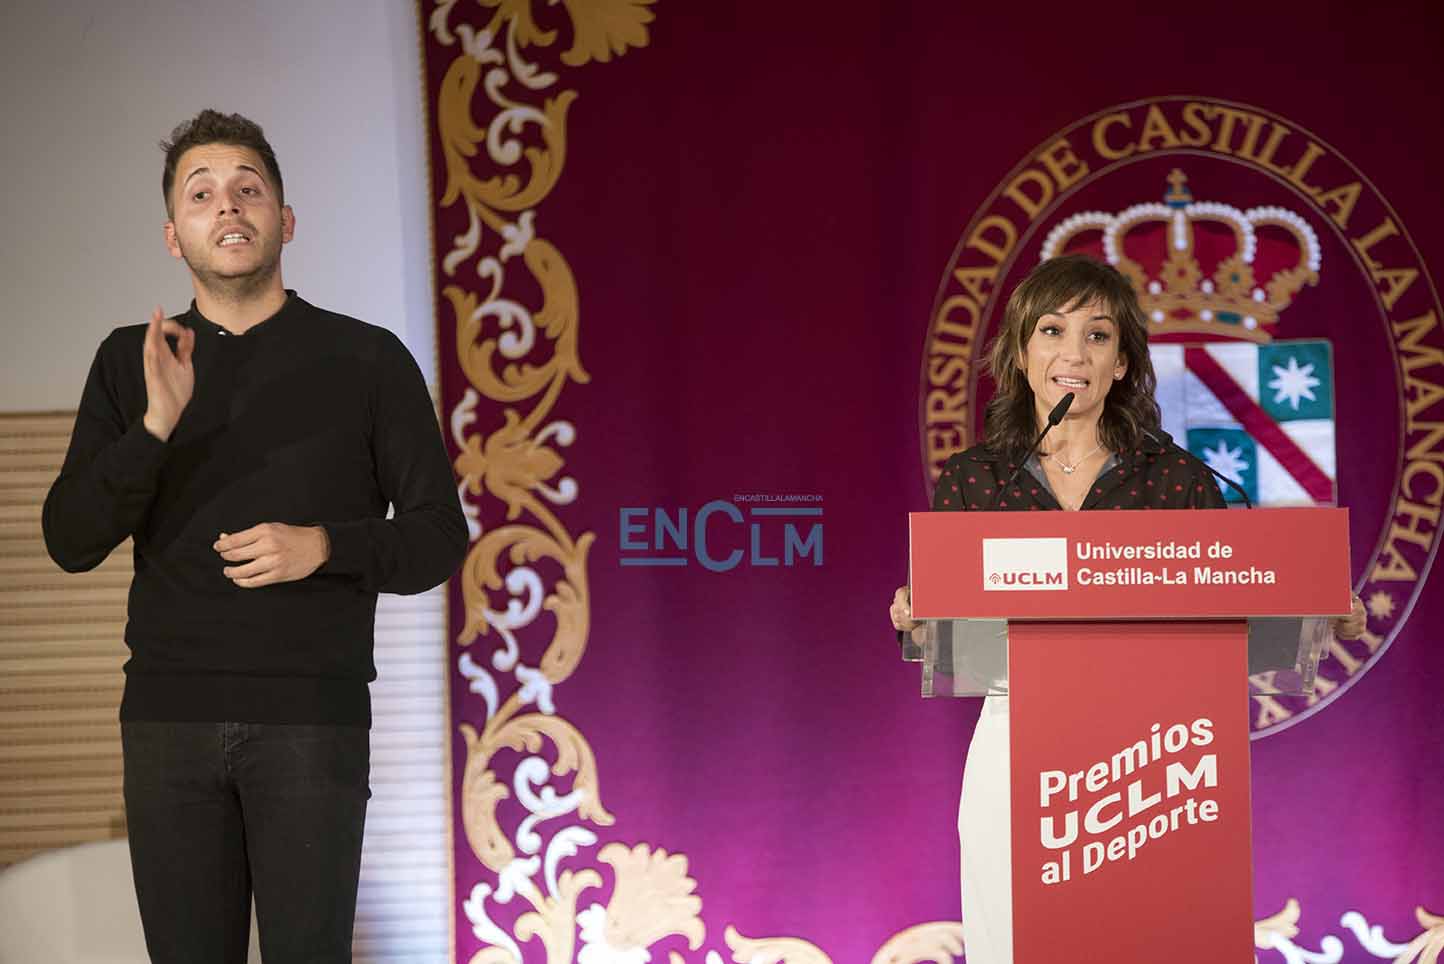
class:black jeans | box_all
[121,722,370,964]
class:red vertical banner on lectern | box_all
[1008,620,1254,963]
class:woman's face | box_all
[1020,299,1127,429]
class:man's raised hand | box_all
[216,523,331,589]
[141,306,195,442]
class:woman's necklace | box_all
[1046,443,1104,475]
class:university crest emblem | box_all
[921,96,1444,737]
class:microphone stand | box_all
[1143,429,1254,508]
[1204,463,1254,508]
[992,392,1074,509]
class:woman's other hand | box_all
[1332,594,1366,640]
[891,585,920,632]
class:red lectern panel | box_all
[906,507,1350,964]
[1010,620,1253,962]
[909,507,1350,620]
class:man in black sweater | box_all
[42,109,467,963]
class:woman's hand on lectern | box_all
[890,586,920,633]
[1331,594,1366,641]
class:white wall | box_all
[0,0,436,409]
[0,4,451,959]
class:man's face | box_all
[164,143,293,291]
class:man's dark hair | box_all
[160,109,284,217]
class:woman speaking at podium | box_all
[888,254,1365,963]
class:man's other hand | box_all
[216,523,331,588]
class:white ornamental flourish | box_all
[1256,902,1444,964]
[1255,899,1344,964]
[577,906,649,964]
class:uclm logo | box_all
[988,570,1065,587]
[982,537,1069,591]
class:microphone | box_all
[992,393,1073,508]
[1044,392,1075,428]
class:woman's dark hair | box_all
[160,109,284,217]
[983,253,1160,458]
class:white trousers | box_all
[959,694,1012,964]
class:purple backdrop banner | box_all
[421,2,1444,961]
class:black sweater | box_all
[42,294,468,726]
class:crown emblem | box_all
[1040,170,1321,343]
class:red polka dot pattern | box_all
[930,440,1227,514]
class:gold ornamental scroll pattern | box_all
[431,2,958,962]
[430,0,613,960]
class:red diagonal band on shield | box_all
[1184,346,1334,503]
